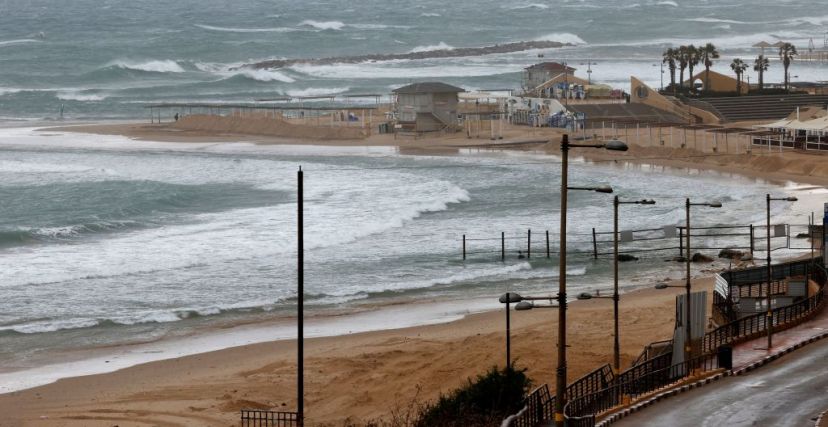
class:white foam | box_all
[508,3,550,10]
[420,12,441,17]
[108,59,185,73]
[194,23,298,33]
[685,17,746,24]
[227,68,296,83]
[655,0,678,6]
[409,42,454,53]
[56,91,107,102]
[534,32,587,45]
[300,20,345,30]
[0,39,40,47]
[285,86,349,97]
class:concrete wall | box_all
[688,70,749,95]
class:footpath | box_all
[600,284,828,426]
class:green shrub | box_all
[413,364,532,427]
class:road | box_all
[615,337,828,427]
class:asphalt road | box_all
[615,337,828,427]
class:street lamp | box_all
[682,198,722,362]
[765,195,797,350]
[555,134,628,426]
[499,292,524,368]
[610,197,656,371]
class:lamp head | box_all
[639,199,656,205]
[708,202,722,208]
[499,292,523,304]
[785,196,798,202]
[604,139,629,152]
[595,186,614,194]
[515,301,535,311]
[654,283,669,290]
[576,292,593,300]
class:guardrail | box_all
[240,410,299,427]
[555,259,826,427]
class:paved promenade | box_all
[612,288,828,426]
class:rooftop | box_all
[392,82,466,94]
[525,62,576,73]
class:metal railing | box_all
[240,410,299,427]
[564,354,720,425]
[558,259,827,427]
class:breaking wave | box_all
[535,32,587,45]
[108,59,186,73]
[409,42,454,53]
[300,20,345,30]
[194,24,298,33]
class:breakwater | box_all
[243,40,567,70]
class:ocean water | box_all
[0,127,813,382]
[0,0,826,121]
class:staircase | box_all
[698,94,828,122]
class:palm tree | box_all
[677,46,689,89]
[663,48,678,92]
[753,55,769,91]
[779,42,798,91]
[730,58,747,95]
[686,45,700,92]
[700,43,720,93]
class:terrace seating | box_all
[696,94,828,122]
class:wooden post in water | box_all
[592,228,598,259]
[750,224,755,256]
[546,230,551,258]
[527,229,531,259]
[462,234,466,260]
[679,226,684,257]
[502,232,505,261]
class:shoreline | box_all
[0,275,716,425]
[1,123,826,425]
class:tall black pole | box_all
[506,300,511,368]
[556,135,569,427]
[297,167,304,426]
[766,194,773,350]
[685,198,692,362]
[613,196,620,372]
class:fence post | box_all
[502,232,505,261]
[750,224,755,255]
[679,227,684,257]
[463,234,466,260]
[592,228,598,259]
[527,229,531,259]
[546,230,551,259]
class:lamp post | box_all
[683,198,722,362]
[765,194,798,350]
[612,197,656,371]
[297,167,305,426]
[556,134,627,427]
[499,292,522,368]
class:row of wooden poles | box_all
[461,225,766,261]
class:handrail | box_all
[561,259,826,427]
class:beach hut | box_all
[523,62,577,93]
[392,82,465,132]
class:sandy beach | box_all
[1,120,824,426]
[0,275,714,426]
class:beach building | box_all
[523,62,577,91]
[392,82,464,132]
[686,70,748,95]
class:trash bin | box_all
[717,345,733,370]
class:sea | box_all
[0,0,826,391]
[1,0,827,121]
